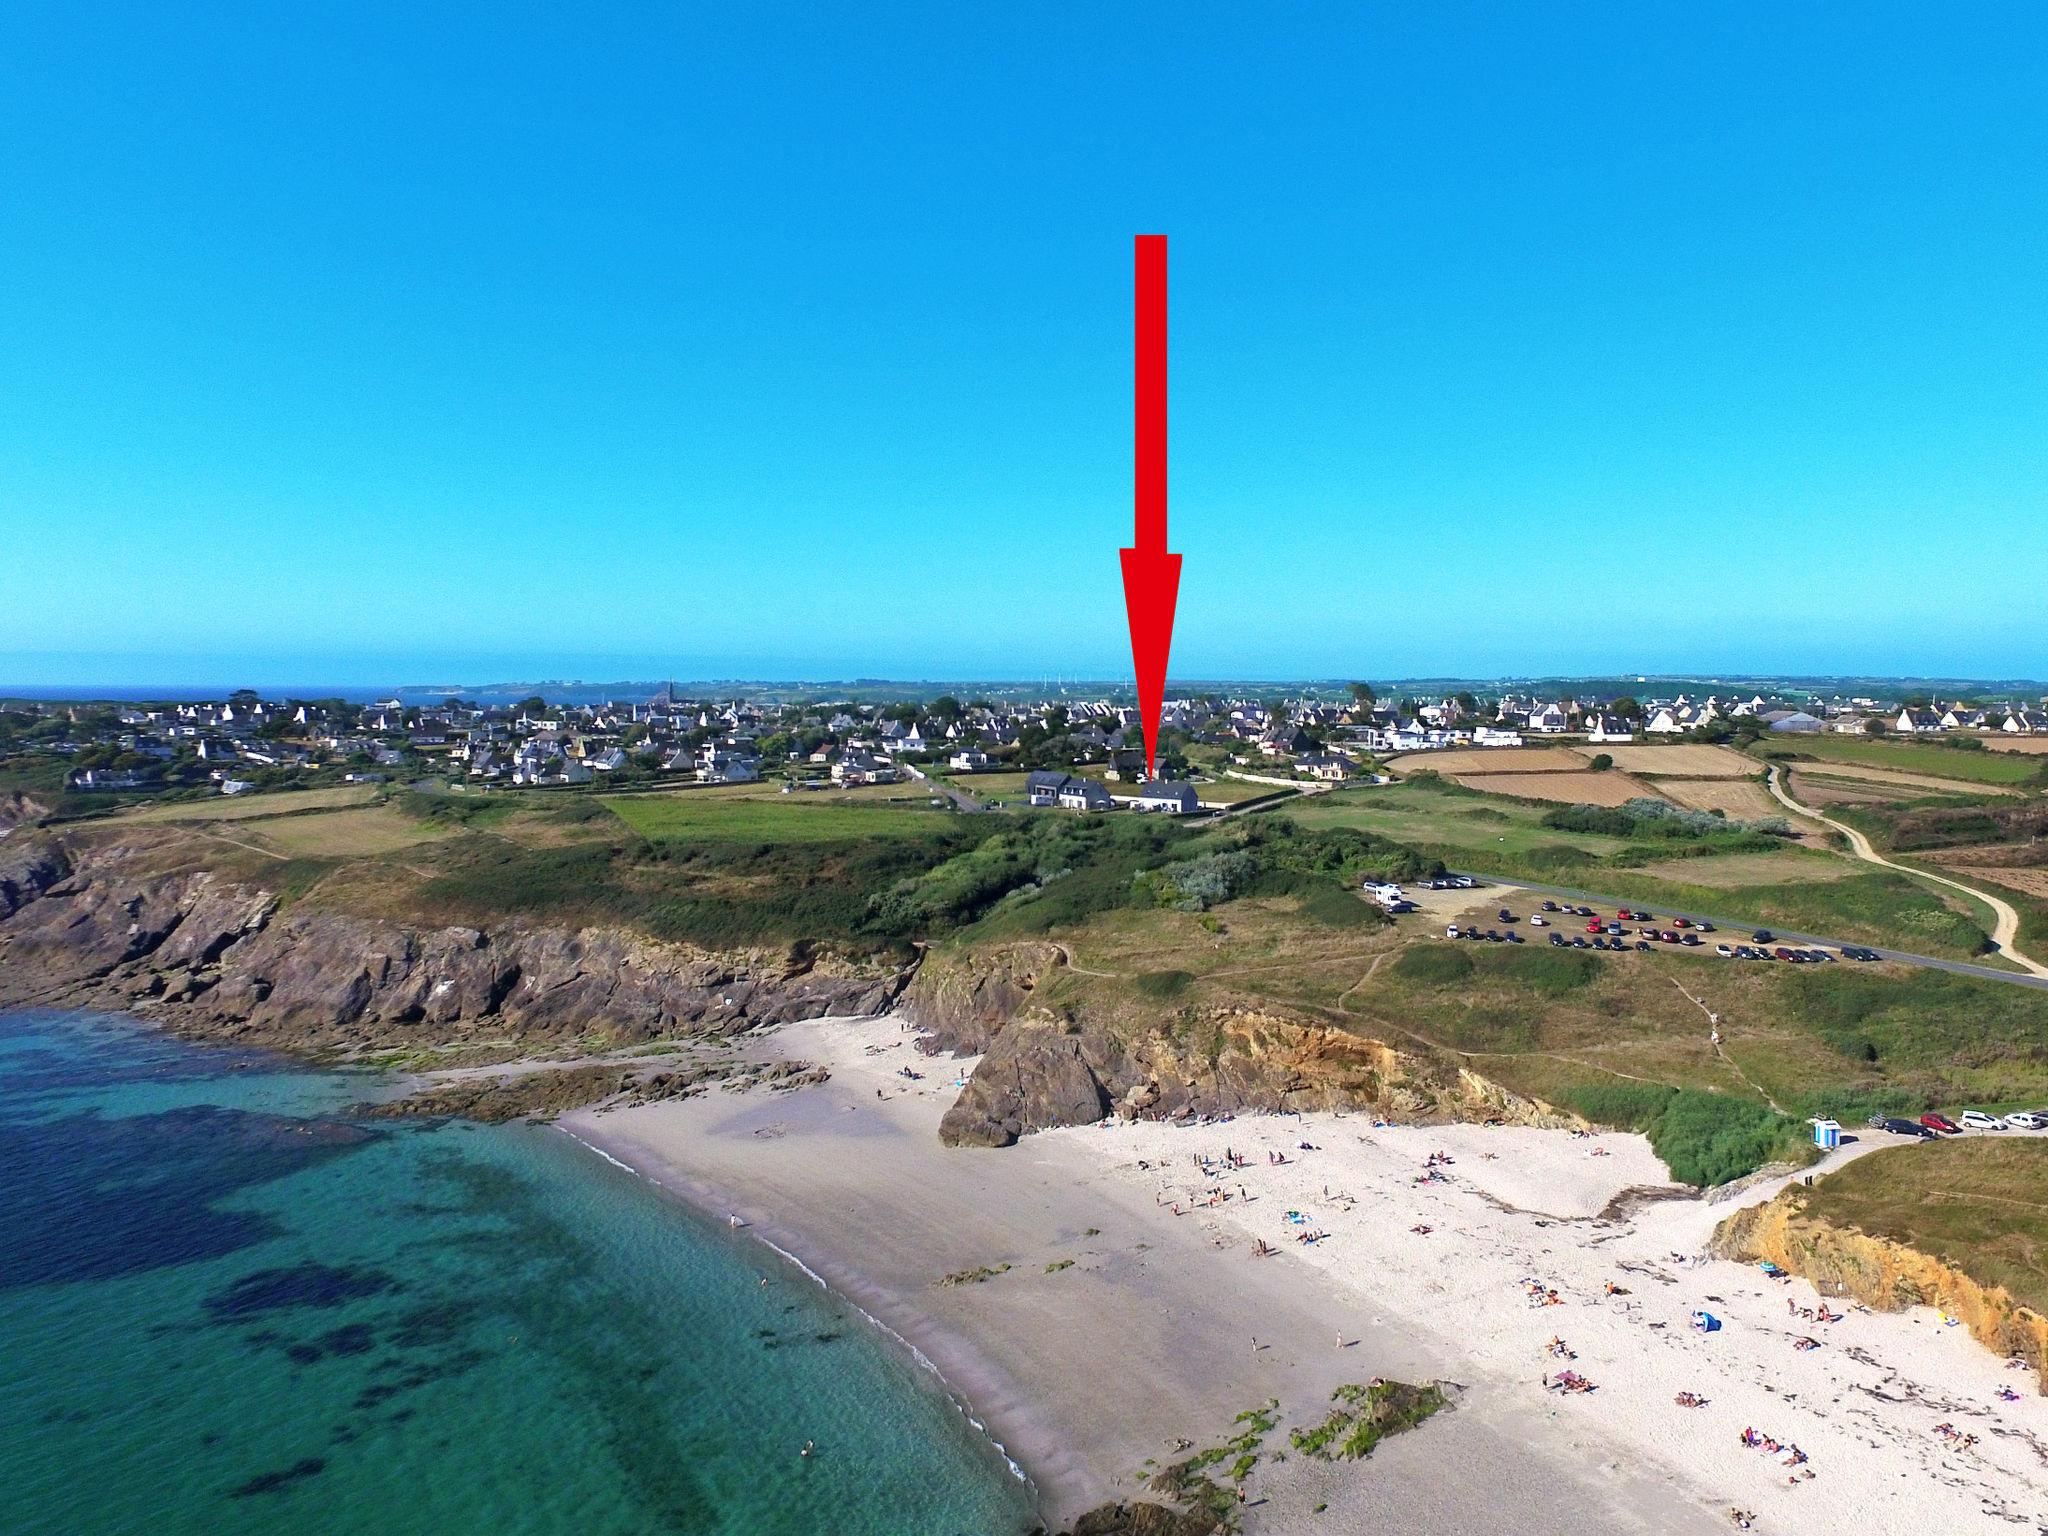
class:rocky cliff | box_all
[0,830,909,1059]
[1713,1189,2048,1389]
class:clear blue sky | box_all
[4,4,2045,688]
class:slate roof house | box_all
[1026,770,1113,811]
[1131,780,1199,813]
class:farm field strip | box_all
[1386,746,1590,775]
[1652,777,1784,819]
[1768,737,2042,784]
[1591,744,1759,776]
[1443,770,1660,806]
[1783,761,2024,798]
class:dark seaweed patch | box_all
[229,1456,327,1497]
[206,1263,397,1320]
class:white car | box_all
[2002,1111,2044,1130]
[1529,916,1547,927]
[1958,1110,2008,1131]
[1445,925,1461,939]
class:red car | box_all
[1919,1113,1962,1135]
[1617,908,1639,920]
[1586,920,1604,934]
[1672,917,1693,929]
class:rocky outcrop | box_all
[900,942,1063,1055]
[366,1057,830,1122]
[0,831,911,1058]
[0,791,52,838]
[0,835,69,919]
[938,996,1562,1148]
[1064,1502,1220,1536]
[1714,1190,2048,1389]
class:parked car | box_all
[1549,933,1566,947]
[1617,907,1639,920]
[2005,1111,2047,1129]
[1681,934,1702,947]
[1753,930,1775,943]
[1529,915,1548,927]
[1672,916,1693,929]
[1634,940,1652,952]
[1959,1111,2007,1130]
[1717,944,1734,957]
[1499,908,1515,922]
[1576,906,1595,917]
[1882,1117,1938,1139]
[1444,925,1461,939]
[1507,931,1525,944]
[1572,936,1590,948]
[1919,1113,1962,1135]
[1695,921,1715,933]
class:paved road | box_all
[898,763,988,813]
[1448,870,2048,993]
[1764,764,2048,977]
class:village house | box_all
[1294,753,1358,781]
[1130,779,1199,813]
[2004,710,2048,734]
[1585,713,1636,743]
[1894,706,1944,734]
[833,751,897,786]
[1025,770,1113,811]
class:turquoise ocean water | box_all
[0,1010,1036,1536]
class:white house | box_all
[948,748,990,772]
[1586,714,1636,743]
[1471,725,1524,747]
[1894,707,1944,734]
[2004,710,2048,734]
[1528,703,1570,734]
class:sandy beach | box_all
[555,1016,2048,1533]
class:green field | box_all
[1283,779,1641,858]
[601,787,954,842]
[1755,736,2044,785]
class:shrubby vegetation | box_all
[1546,1081,1804,1187]
[1543,798,1792,840]
[1133,849,1258,911]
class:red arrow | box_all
[1121,233,1181,780]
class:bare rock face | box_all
[938,1015,1113,1147]
[0,835,69,920]
[900,942,1061,1055]
[0,832,911,1057]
